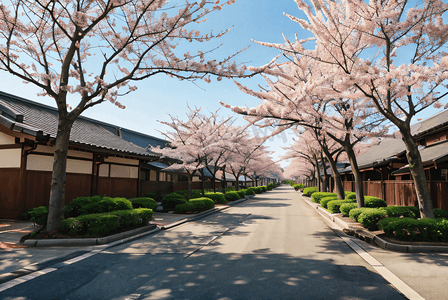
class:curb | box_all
[300,195,448,253]
[22,224,159,247]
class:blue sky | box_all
[0,0,444,169]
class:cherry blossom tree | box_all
[0,0,265,231]
[224,133,270,190]
[224,55,387,207]
[258,0,448,218]
[154,107,234,198]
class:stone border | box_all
[300,195,448,253]
[22,224,159,247]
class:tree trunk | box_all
[321,148,345,200]
[46,119,73,232]
[345,145,365,208]
[200,169,205,197]
[320,153,329,192]
[222,167,227,193]
[235,173,240,191]
[401,131,434,218]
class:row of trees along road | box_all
[223,0,448,218]
[152,106,282,199]
[0,0,278,232]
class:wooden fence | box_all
[344,180,448,210]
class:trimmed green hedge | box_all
[267,183,275,190]
[225,191,240,201]
[77,197,133,215]
[357,208,387,231]
[130,197,158,210]
[175,197,215,213]
[434,208,448,219]
[161,193,187,209]
[145,193,160,202]
[204,192,227,204]
[321,196,340,209]
[175,190,202,199]
[61,208,154,236]
[303,187,318,197]
[64,195,103,218]
[340,203,358,217]
[327,200,355,213]
[380,206,419,218]
[378,217,448,242]
[24,206,48,226]
[364,196,387,208]
[236,190,246,198]
[345,192,356,200]
[244,188,255,196]
[311,192,337,204]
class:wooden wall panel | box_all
[141,181,173,197]
[25,171,92,210]
[0,169,21,219]
[97,177,138,199]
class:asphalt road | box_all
[1,186,406,299]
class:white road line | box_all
[340,236,425,300]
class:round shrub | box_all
[244,188,255,196]
[378,217,448,242]
[130,197,158,210]
[65,195,103,218]
[175,197,215,213]
[225,191,240,201]
[434,208,448,219]
[340,203,358,217]
[204,192,227,204]
[357,208,386,231]
[302,187,318,197]
[345,192,356,200]
[78,197,133,215]
[236,190,246,198]
[320,196,339,209]
[24,206,48,226]
[364,196,387,208]
[380,206,419,218]
[145,192,160,202]
[312,192,337,204]
[175,190,202,199]
[161,192,187,209]
[327,200,355,213]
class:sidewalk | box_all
[0,197,247,284]
[300,194,448,253]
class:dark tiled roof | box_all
[392,140,448,175]
[339,138,406,173]
[411,109,448,136]
[0,91,160,158]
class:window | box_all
[150,170,157,181]
[442,169,448,181]
[159,172,166,181]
